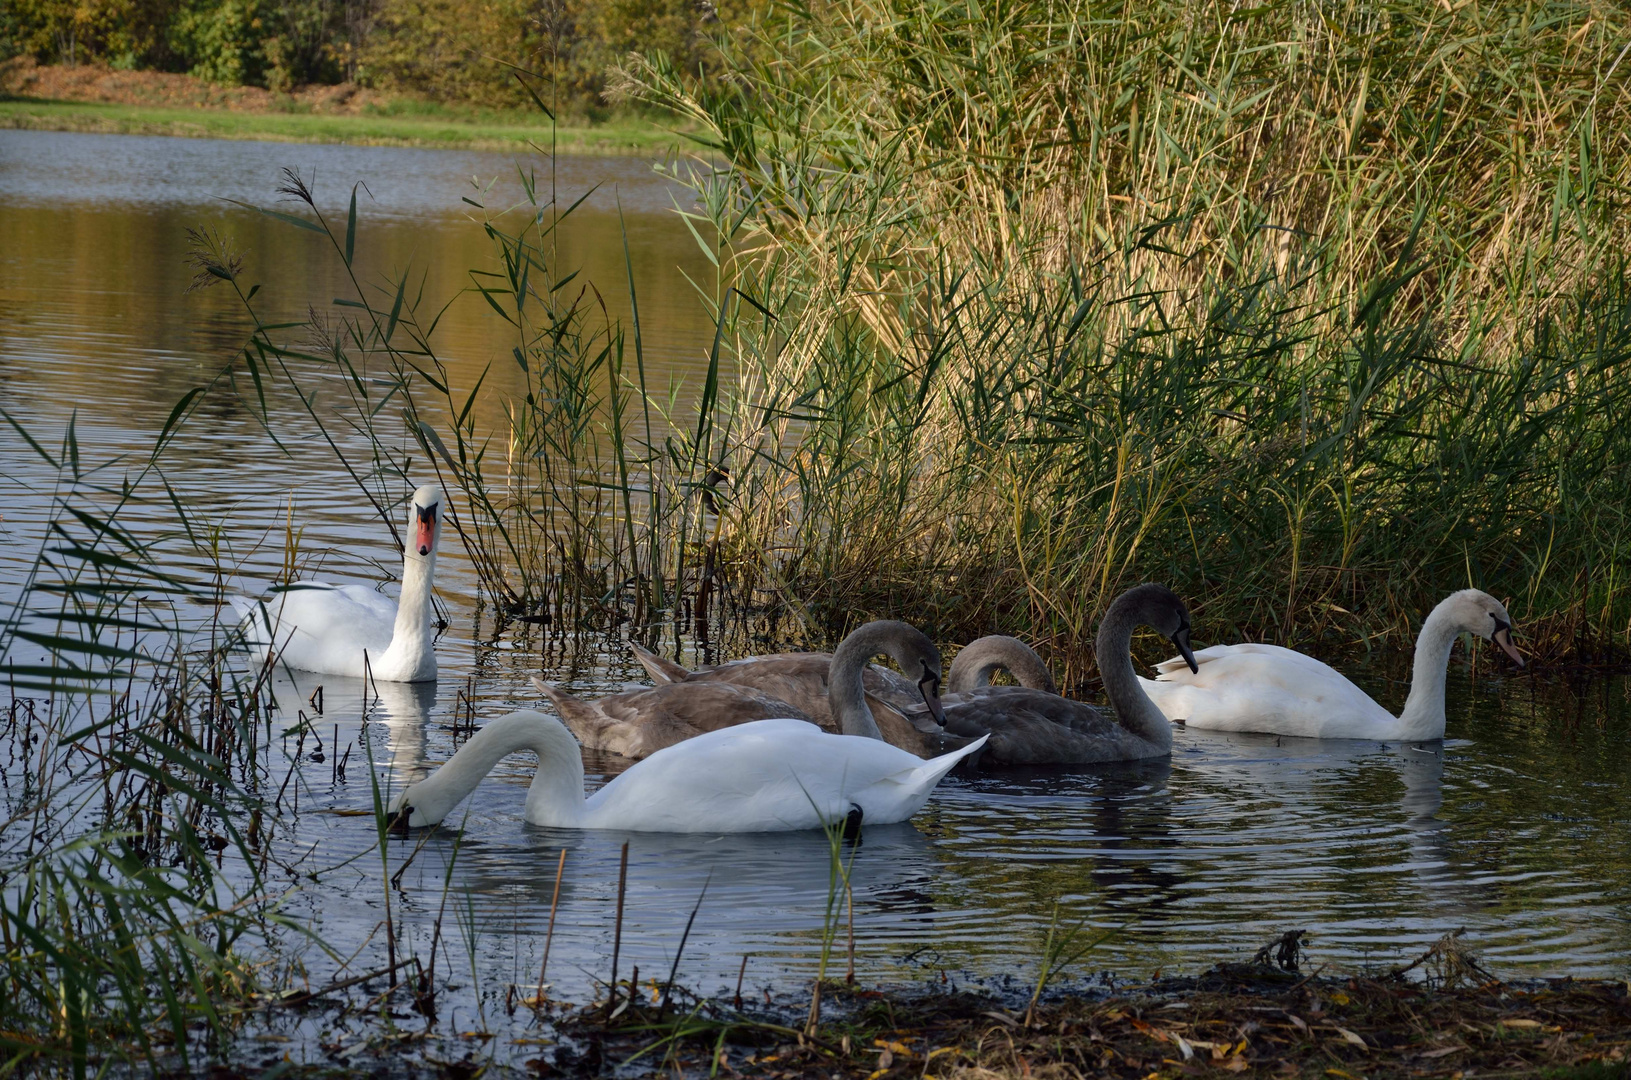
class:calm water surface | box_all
[1,131,1628,1056]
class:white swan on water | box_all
[1138,589,1525,740]
[388,712,987,833]
[231,486,443,683]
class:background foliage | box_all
[0,0,765,109]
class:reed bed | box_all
[0,410,304,1073]
[194,2,1631,689]
[233,0,1631,676]
[597,0,1631,677]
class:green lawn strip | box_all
[0,97,691,154]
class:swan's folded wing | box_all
[584,719,934,833]
[1152,642,1243,676]
[1139,645,1392,733]
[1151,642,1335,679]
[250,582,397,664]
[610,683,814,755]
[927,688,1160,764]
[675,654,920,717]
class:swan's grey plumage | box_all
[629,642,921,719]
[542,620,966,758]
[945,635,1058,695]
[908,585,1198,765]
[1138,588,1525,739]
[230,486,443,682]
[532,681,819,759]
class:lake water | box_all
[1,129,1628,1061]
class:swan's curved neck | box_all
[949,637,1057,695]
[827,624,892,739]
[378,550,436,676]
[1095,603,1173,750]
[409,712,586,827]
[1394,601,1461,740]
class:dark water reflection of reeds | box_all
[1,132,1628,1052]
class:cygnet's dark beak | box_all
[1493,619,1525,668]
[917,675,947,726]
[1172,625,1199,674]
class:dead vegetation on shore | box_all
[548,951,1631,1080]
[0,56,394,113]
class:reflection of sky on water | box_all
[0,132,1628,1049]
[0,128,717,626]
[0,128,695,216]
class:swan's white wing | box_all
[1151,641,1331,676]
[1139,644,1395,737]
[235,582,397,677]
[581,719,977,833]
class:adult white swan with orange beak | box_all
[232,486,443,682]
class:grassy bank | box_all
[0,96,688,153]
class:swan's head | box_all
[387,779,445,828]
[905,647,947,727]
[1442,589,1524,668]
[406,486,444,561]
[1110,583,1199,673]
[870,620,947,726]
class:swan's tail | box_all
[907,733,989,792]
[630,643,690,685]
[529,676,622,752]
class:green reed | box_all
[0,404,300,1074]
[595,0,1631,674]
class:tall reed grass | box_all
[0,403,300,1074]
[600,0,1631,677]
[227,1,1631,680]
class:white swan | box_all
[387,711,988,832]
[1138,589,1525,740]
[231,486,443,682]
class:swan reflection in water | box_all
[1167,728,1485,935]
[386,759,946,993]
[263,668,439,778]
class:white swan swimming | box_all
[387,711,988,832]
[1138,589,1525,740]
[231,486,443,682]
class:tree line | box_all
[0,0,763,111]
